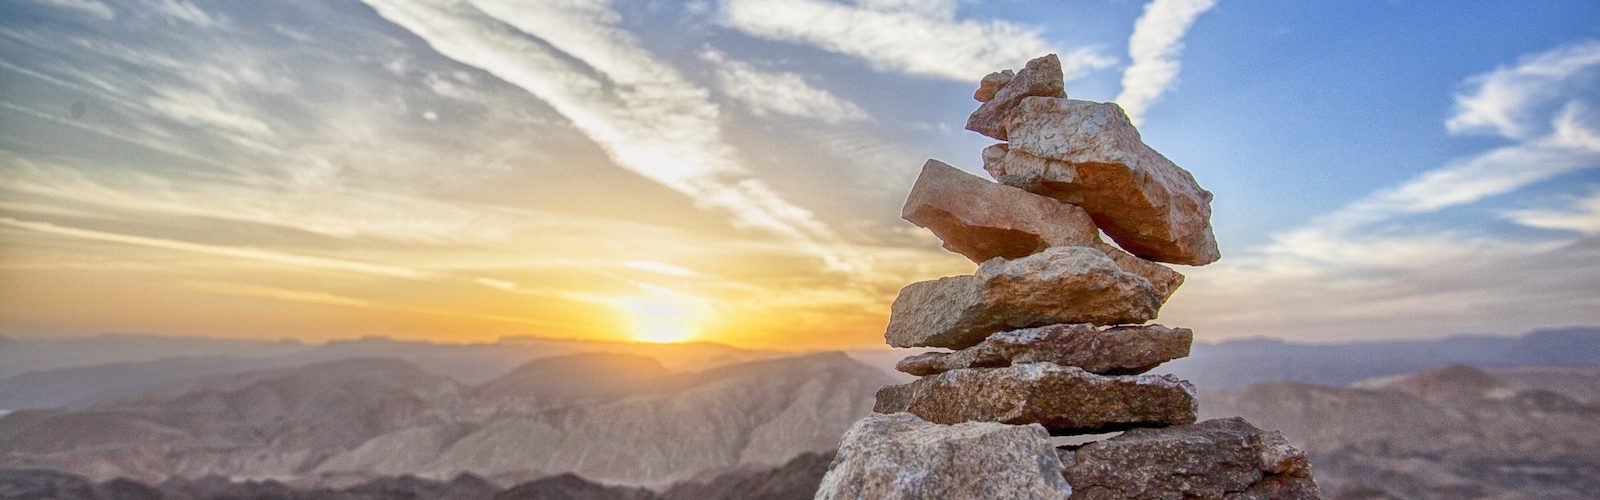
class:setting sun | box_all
[609,283,706,343]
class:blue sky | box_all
[0,0,1597,347]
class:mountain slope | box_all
[1203,365,1600,499]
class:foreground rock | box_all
[874,364,1196,434]
[1062,417,1321,499]
[985,97,1220,265]
[966,54,1065,140]
[902,159,1184,299]
[815,413,1071,499]
[897,323,1192,376]
[885,247,1161,349]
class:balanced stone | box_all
[966,54,1065,140]
[903,159,1184,300]
[873,363,1197,434]
[985,96,1221,265]
[896,323,1192,376]
[816,412,1072,500]
[1062,417,1321,499]
[973,69,1013,102]
[885,247,1161,349]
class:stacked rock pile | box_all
[817,55,1321,499]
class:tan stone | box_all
[988,97,1221,265]
[884,247,1161,349]
[874,363,1197,434]
[896,323,1192,376]
[965,54,1064,140]
[815,413,1072,499]
[902,159,1184,300]
[973,70,1014,102]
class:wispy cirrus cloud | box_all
[1164,40,1600,341]
[1115,0,1217,125]
[700,48,869,124]
[361,0,859,270]
[717,0,1114,81]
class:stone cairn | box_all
[816,55,1321,499]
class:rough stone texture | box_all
[1062,417,1321,499]
[966,54,1065,140]
[896,323,1192,376]
[974,70,1014,102]
[987,97,1221,265]
[873,364,1197,434]
[884,247,1161,349]
[815,412,1072,500]
[902,159,1184,300]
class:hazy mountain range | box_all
[1,327,1597,498]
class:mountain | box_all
[0,335,790,410]
[0,352,890,488]
[0,450,835,499]
[1158,326,1600,389]
[1202,365,1600,499]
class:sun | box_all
[610,284,705,343]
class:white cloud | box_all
[718,0,1114,81]
[33,0,115,20]
[1447,39,1600,140]
[1115,0,1218,126]
[1502,187,1600,236]
[361,0,860,270]
[700,49,869,123]
[150,0,225,28]
[1161,40,1600,341]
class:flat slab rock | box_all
[874,363,1197,434]
[985,96,1220,266]
[897,323,1192,376]
[1062,417,1321,499]
[816,412,1072,500]
[903,159,1184,300]
[966,54,1065,140]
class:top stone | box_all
[988,97,1221,265]
[966,54,1065,141]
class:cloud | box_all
[718,0,1114,81]
[0,217,430,279]
[1162,40,1600,341]
[1446,39,1600,140]
[1115,0,1218,125]
[32,0,115,20]
[361,0,859,270]
[1502,187,1600,236]
[700,49,870,123]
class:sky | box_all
[0,0,1597,349]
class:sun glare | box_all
[610,284,705,343]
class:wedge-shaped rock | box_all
[816,413,1072,500]
[973,69,1013,102]
[884,247,1161,349]
[986,97,1221,265]
[1062,417,1321,499]
[903,159,1184,299]
[873,364,1196,434]
[966,54,1064,140]
[896,323,1192,376]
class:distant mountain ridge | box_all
[0,352,890,488]
[1157,326,1600,389]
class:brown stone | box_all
[873,363,1197,434]
[884,247,1161,349]
[974,70,1014,102]
[815,413,1072,499]
[966,54,1064,140]
[902,159,1184,300]
[987,97,1221,265]
[1063,417,1321,499]
[896,323,1192,376]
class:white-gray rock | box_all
[815,412,1071,500]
